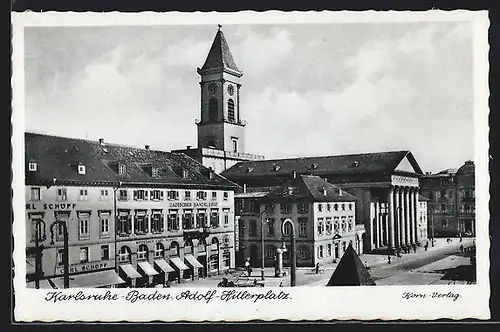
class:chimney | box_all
[292,170,297,179]
[98,138,104,145]
[243,183,247,193]
[145,145,150,150]
[338,189,343,196]
[288,187,293,195]
[187,145,192,150]
[322,187,327,196]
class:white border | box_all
[12,10,490,321]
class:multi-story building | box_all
[417,195,429,242]
[223,151,424,254]
[419,161,475,238]
[25,132,238,288]
[235,175,362,268]
[172,26,264,173]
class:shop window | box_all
[184,240,193,254]
[80,247,89,263]
[169,242,179,257]
[101,245,109,260]
[118,246,132,263]
[137,244,149,261]
[154,243,165,258]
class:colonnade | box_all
[371,186,420,252]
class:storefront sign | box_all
[26,203,77,211]
[169,202,218,208]
[136,238,164,245]
[56,259,114,275]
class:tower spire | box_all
[197,26,242,76]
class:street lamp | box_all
[260,210,268,281]
[50,220,70,288]
[281,218,296,287]
[33,219,47,289]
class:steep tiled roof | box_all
[222,151,422,178]
[264,175,357,202]
[199,29,241,74]
[326,244,376,286]
[25,132,238,189]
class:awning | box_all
[52,270,125,288]
[138,261,159,276]
[169,257,189,270]
[185,254,204,269]
[154,259,175,273]
[27,279,55,289]
[120,264,142,279]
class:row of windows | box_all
[317,217,354,236]
[29,187,230,202]
[240,218,306,238]
[116,209,231,236]
[318,203,353,212]
[316,241,350,259]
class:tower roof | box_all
[199,27,242,75]
[326,244,376,286]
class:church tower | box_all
[196,26,245,154]
[172,26,264,174]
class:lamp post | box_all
[260,210,268,281]
[33,219,47,289]
[281,218,296,287]
[50,220,69,288]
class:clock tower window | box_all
[228,99,235,122]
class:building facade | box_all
[235,175,363,268]
[222,151,424,254]
[25,133,238,288]
[417,195,429,242]
[419,161,475,238]
[172,27,264,173]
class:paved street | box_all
[166,238,475,288]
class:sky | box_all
[24,22,474,173]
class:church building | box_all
[172,26,264,173]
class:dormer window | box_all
[272,164,281,171]
[118,164,126,175]
[182,169,189,179]
[28,162,37,172]
[245,167,254,173]
[310,163,318,170]
[351,161,360,168]
[78,164,86,175]
[152,167,159,178]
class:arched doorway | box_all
[209,237,220,275]
[168,241,180,282]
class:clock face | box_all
[227,84,235,96]
[208,83,217,95]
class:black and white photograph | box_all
[12,11,490,321]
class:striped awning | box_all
[138,261,159,276]
[120,264,142,279]
[169,257,189,271]
[154,259,175,273]
[52,270,125,288]
[184,254,204,269]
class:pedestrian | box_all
[387,254,391,264]
[424,243,428,251]
[364,261,371,271]
[245,258,252,277]
[460,244,464,252]
[315,262,320,274]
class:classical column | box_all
[409,188,415,245]
[413,189,420,244]
[374,202,380,248]
[387,187,395,251]
[394,187,400,249]
[385,211,389,246]
[404,187,411,246]
[398,188,405,247]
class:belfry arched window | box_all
[209,98,218,122]
[228,99,235,122]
